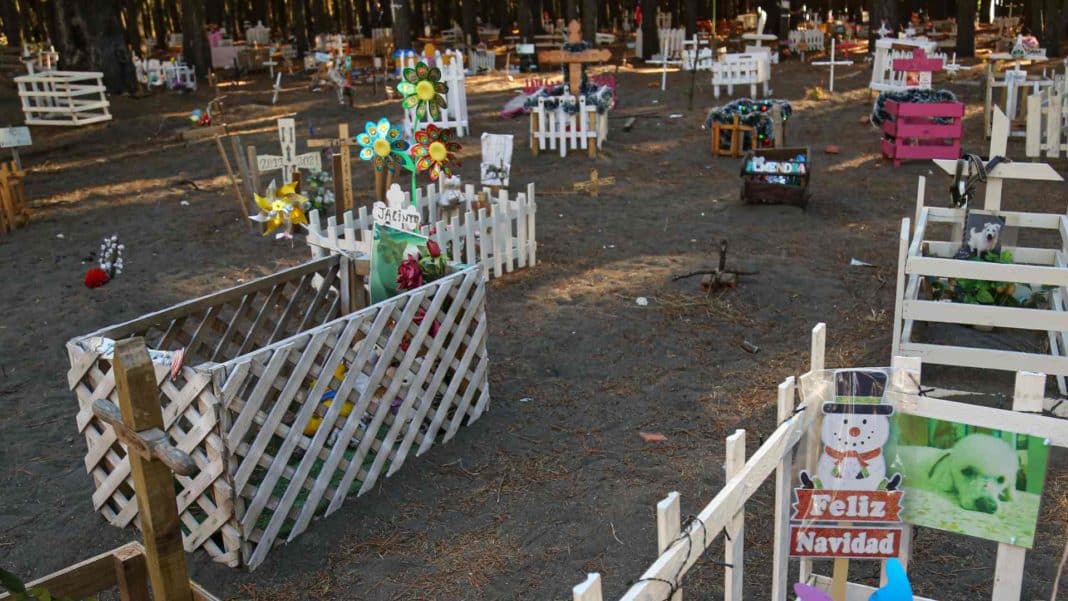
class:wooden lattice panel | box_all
[217,265,489,568]
[67,258,343,567]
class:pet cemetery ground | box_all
[0,2,1067,600]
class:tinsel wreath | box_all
[704,98,792,149]
[871,88,958,126]
[523,76,615,114]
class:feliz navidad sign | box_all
[789,369,905,560]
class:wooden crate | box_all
[307,181,537,280]
[0,161,29,235]
[880,99,963,166]
[740,146,810,208]
[15,70,112,126]
[570,323,1068,601]
[530,95,608,158]
[67,257,491,569]
[0,542,219,601]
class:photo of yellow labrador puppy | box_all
[895,434,1018,514]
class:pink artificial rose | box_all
[427,239,442,258]
[396,254,424,290]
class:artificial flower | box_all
[410,124,461,181]
[84,267,110,288]
[427,239,441,258]
[356,118,410,172]
[396,254,424,290]
[397,61,448,120]
[400,306,441,352]
[251,180,310,238]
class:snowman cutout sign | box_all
[801,369,902,492]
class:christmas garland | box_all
[871,88,958,126]
[704,98,792,149]
[523,79,615,114]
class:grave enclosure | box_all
[68,256,491,569]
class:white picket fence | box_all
[711,53,771,98]
[399,49,470,137]
[788,29,825,60]
[1025,85,1068,157]
[467,47,496,72]
[529,95,608,157]
[984,66,1060,137]
[682,36,717,71]
[306,182,537,281]
[635,26,684,60]
[870,38,943,93]
[572,323,1068,601]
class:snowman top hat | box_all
[823,369,894,415]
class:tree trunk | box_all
[956,0,975,56]
[1,0,22,45]
[870,0,898,52]
[151,0,167,48]
[292,0,308,55]
[357,0,370,34]
[566,0,578,21]
[412,0,425,37]
[205,0,224,26]
[393,0,412,47]
[124,0,142,55]
[978,0,991,23]
[250,0,268,24]
[684,0,696,35]
[182,0,210,73]
[582,0,596,41]
[1041,0,1061,52]
[49,0,136,91]
[640,0,658,58]
[461,0,476,43]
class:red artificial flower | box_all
[84,267,110,289]
[396,254,424,290]
[400,307,441,352]
[427,239,441,258]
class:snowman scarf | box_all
[825,446,882,477]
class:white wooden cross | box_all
[932,107,1062,212]
[374,183,421,232]
[272,72,282,105]
[742,7,778,46]
[256,118,321,182]
[811,38,853,92]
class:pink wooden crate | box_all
[881,99,964,167]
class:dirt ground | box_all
[1,52,1066,601]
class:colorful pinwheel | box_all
[356,118,410,172]
[398,61,448,121]
[250,180,309,239]
[410,124,461,181]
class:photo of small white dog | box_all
[956,214,1006,258]
[894,434,1017,514]
[888,417,1050,549]
[968,222,1002,255]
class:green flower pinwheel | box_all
[355,118,410,172]
[398,61,448,121]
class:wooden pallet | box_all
[15,70,112,126]
[0,161,29,234]
[67,256,491,569]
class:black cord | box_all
[628,515,733,601]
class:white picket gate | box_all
[571,323,1068,601]
[306,182,537,281]
[529,95,608,157]
[711,53,770,98]
[400,49,470,137]
[1025,85,1068,157]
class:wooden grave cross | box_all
[90,337,199,601]
[572,169,616,197]
[891,48,943,89]
[811,38,854,92]
[254,118,322,184]
[538,20,611,93]
[308,123,357,214]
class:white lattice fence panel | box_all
[218,265,489,568]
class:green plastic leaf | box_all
[0,568,28,594]
[977,289,995,304]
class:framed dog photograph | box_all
[886,414,1049,547]
[957,213,1006,259]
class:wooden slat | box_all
[903,298,1068,331]
[899,341,1068,378]
[906,255,1068,286]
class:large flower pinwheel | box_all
[250,180,309,238]
[410,124,461,181]
[398,61,448,120]
[356,118,410,172]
